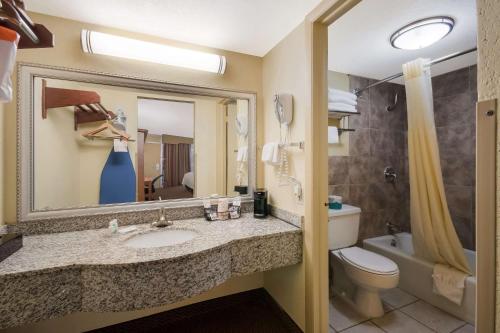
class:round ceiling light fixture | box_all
[390,16,455,50]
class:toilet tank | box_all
[328,204,361,250]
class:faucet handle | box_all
[152,207,173,227]
[159,207,166,221]
[386,221,400,234]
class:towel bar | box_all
[279,141,305,149]
[338,128,355,136]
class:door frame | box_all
[303,1,361,331]
[475,99,497,332]
[136,129,147,202]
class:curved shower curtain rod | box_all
[353,47,478,96]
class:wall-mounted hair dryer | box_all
[273,93,293,126]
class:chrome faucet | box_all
[152,207,173,227]
[386,221,400,235]
[386,221,400,247]
[384,167,397,183]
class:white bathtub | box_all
[363,232,476,324]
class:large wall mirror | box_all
[18,64,256,221]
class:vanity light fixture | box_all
[390,16,455,50]
[81,30,227,74]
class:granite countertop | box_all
[0,214,302,329]
[0,214,299,275]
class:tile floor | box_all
[329,288,475,333]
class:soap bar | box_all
[0,233,22,263]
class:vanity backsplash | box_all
[6,201,304,236]
[10,202,254,236]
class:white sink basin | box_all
[125,229,197,249]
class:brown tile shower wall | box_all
[328,66,477,250]
[432,65,477,250]
[328,75,410,242]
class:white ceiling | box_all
[328,0,477,82]
[138,99,194,138]
[24,0,321,57]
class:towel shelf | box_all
[328,110,361,119]
[338,128,355,136]
[259,141,305,151]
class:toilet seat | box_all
[337,247,398,275]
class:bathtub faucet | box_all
[386,221,400,235]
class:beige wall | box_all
[328,71,349,90]
[262,23,306,216]
[0,12,265,332]
[476,0,500,328]
[262,22,307,330]
[194,98,223,197]
[34,79,81,209]
[2,12,263,224]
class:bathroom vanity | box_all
[0,63,304,330]
[0,214,302,329]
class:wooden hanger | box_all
[82,121,131,141]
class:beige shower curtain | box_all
[403,58,470,274]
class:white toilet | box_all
[329,204,399,318]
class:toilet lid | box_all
[338,247,399,275]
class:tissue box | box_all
[0,233,22,263]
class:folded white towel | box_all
[328,102,357,113]
[261,143,272,163]
[237,146,248,162]
[271,143,280,165]
[329,94,358,106]
[328,127,339,144]
[432,264,468,305]
[328,88,357,102]
[261,143,280,165]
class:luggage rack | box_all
[0,0,54,49]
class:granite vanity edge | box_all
[10,202,253,235]
[0,229,302,277]
[0,229,302,329]
[269,205,303,228]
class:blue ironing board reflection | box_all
[99,147,136,205]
